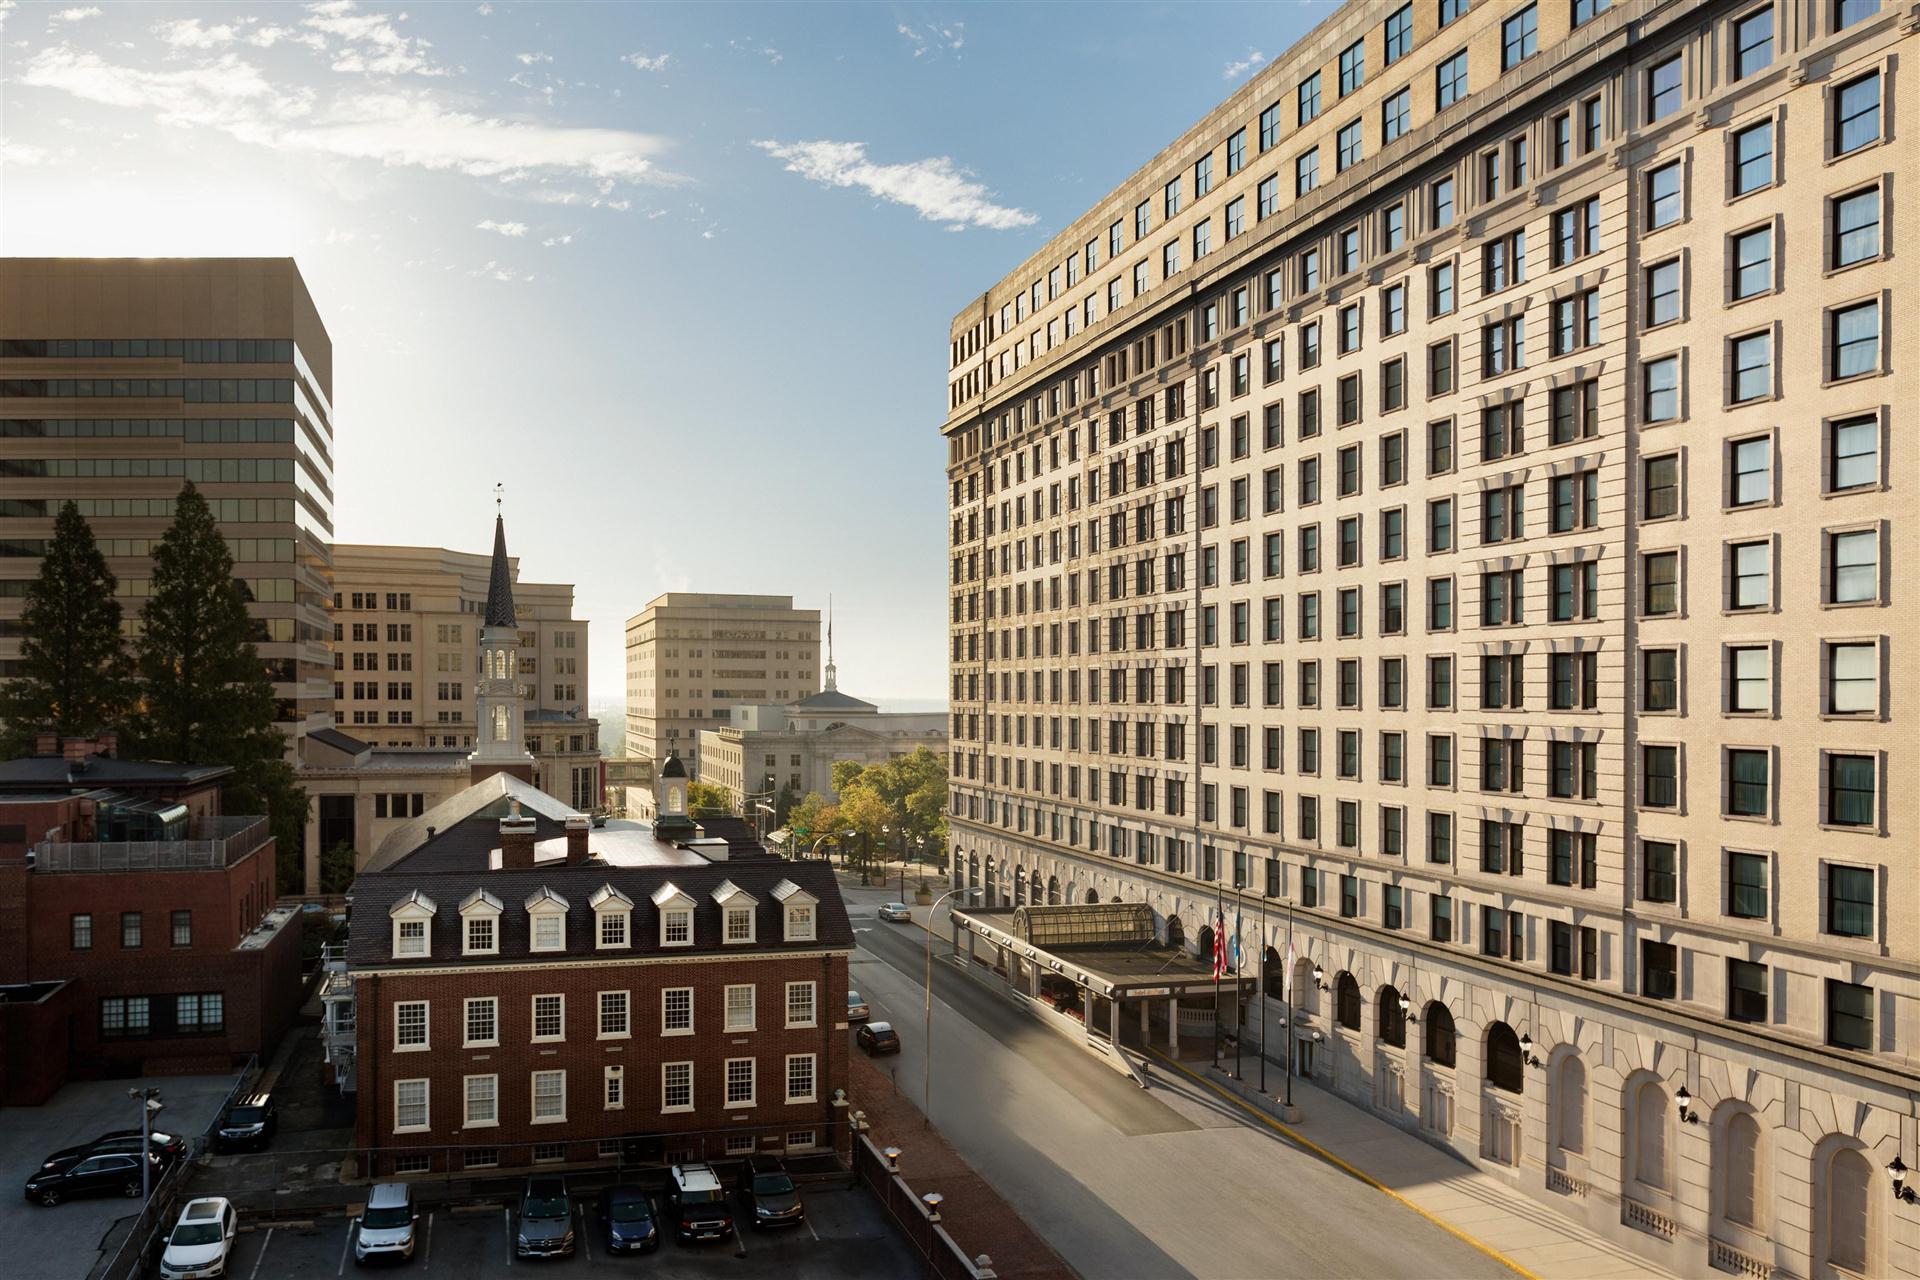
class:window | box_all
[597,909,628,950]
[1295,149,1320,198]
[465,997,497,1047]
[662,1061,693,1112]
[1726,748,1769,817]
[532,993,565,1041]
[1642,551,1679,616]
[1731,122,1772,195]
[1831,188,1881,268]
[1642,940,1678,1000]
[1828,415,1878,491]
[1297,73,1321,127]
[1573,0,1611,25]
[1730,331,1771,402]
[604,1065,624,1110]
[725,984,756,1032]
[1827,754,1876,826]
[1729,540,1770,609]
[662,987,693,1034]
[1728,851,1768,919]
[1646,55,1682,121]
[1553,289,1602,354]
[725,1057,756,1107]
[1730,225,1772,301]
[1830,301,1879,380]
[1501,6,1537,69]
[71,913,91,950]
[1642,648,1677,711]
[394,1079,429,1132]
[1826,980,1872,1050]
[1642,355,1680,424]
[1647,162,1682,229]
[1339,39,1365,96]
[1383,88,1410,143]
[1828,642,1877,714]
[532,1069,566,1123]
[1826,864,1874,936]
[395,1000,429,1050]
[1642,840,1678,902]
[786,981,816,1028]
[1552,197,1601,266]
[1829,529,1877,603]
[1431,175,1455,228]
[1225,196,1245,240]
[785,903,815,941]
[464,912,497,955]
[599,990,630,1038]
[1732,8,1772,79]
[1833,72,1881,156]
[1643,745,1679,808]
[1436,50,1468,110]
[1226,128,1246,175]
[121,912,142,948]
[465,1074,498,1127]
[1729,646,1770,713]
[1645,260,1681,326]
[786,1053,816,1103]
[1337,120,1364,172]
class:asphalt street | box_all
[849,906,1511,1280]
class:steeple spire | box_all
[484,485,516,629]
[824,594,837,693]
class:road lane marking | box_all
[1148,1049,1539,1280]
[336,1219,352,1275]
[248,1227,274,1280]
[578,1204,591,1264]
[805,1214,819,1242]
[422,1210,432,1270]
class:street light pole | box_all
[924,886,980,1129]
[127,1087,161,1203]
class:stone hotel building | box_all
[942,1,1913,1276]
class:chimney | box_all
[33,730,57,757]
[62,738,91,764]
[500,800,537,870]
[565,814,591,865]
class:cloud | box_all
[475,2,491,12]
[541,234,572,246]
[50,6,102,23]
[514,51,551,65]
[476,218,528,236]
[896,21,963,59]
[726,39,780,66]
[0,136,48,164]
[623,51,669,72]
[754,139,1035,230]
[154,17,238,48]
[24,47,670,185]
[302,0,448,77]
[1223,49,1266,80]
[0,1,15,33]
[469,259,533,283]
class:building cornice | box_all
[350,947,853,981]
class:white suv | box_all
[161,1197,237,1280]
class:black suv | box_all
[665,1164,732,1244]
[212,1093,278,1152]
[515,1177,575,1259]
[737,1155,804,1228]
[25,1149,158,1205]
[41,1129,187,1172]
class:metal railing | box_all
[853,1134,996,1279]
[88,1160,187,1280]
[37,816,271,872]
[196,1055,260,1158]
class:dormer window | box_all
[771,879,817,943]
[524,887,570,954]
[712,880,759,945]
[652,882,695,947]
[459,888,503,957]
[725,906,754,943]
[388,890,436,960]
[590,884,633,950]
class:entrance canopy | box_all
[953,904,1253,1001]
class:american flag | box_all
[1211,908,1228,979]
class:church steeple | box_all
[469,487,534,782]
[823,594,837,693]
[484,497,516,628]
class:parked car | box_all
[41,1128,186,1171]
[24,1148,158,1205]
[877,902,912,922]
[353,1181,418,1265]
[159,1196,237,1280]
[211,1092,279,1153]
[666,1163,733,1244]
[736,1155,804,1227]
[515,1176,575,1259]
[594,1185,659,1254]
[846,989,870,1022]
[858,1021,902,1055]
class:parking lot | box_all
[158,1182,922,1279]
[0,1069,244,1280]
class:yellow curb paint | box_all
[1149,1048,1542,1280]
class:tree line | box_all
[786,748,947,868]
[0,488,307,892]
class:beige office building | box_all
[943,2,1913,1276]
[698,679,948,809]
[0,258,337,745]
[327,542,601,810]
[622,593,820,801]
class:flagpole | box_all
[1258,881,1268,1094]
[1284,903,1295,1109]
[1212,875,1224,1072]
[1233,897,1244,1081]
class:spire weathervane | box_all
[495,482,503,512]
[824,594,838,693]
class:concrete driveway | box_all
[0,1070,244,1280]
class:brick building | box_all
[342,771,853,1177]
[0,737,303,1101]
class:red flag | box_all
[1211,909,1227,978]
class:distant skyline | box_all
[0,0,1333,700]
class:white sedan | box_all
[161,1197,237,1280]
[877,902,913,922]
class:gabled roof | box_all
[771,879,816,905]
[651,882,693,909]
[788,688,878,713]
[388,889,436,917]
[365,773,577,874]
[710,879,757,906]
[459,887,503,914]
[523,886,569,912]
[589,883,634,910]
[484,513,517,628]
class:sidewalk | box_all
[1149,1052,1676,1280]
[848,1052,1075,1280]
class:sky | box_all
[0,0,1334,706]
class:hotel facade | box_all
[941,2,1915,1277]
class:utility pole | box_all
[127,1087,162,1203]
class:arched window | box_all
[968,852,979,888]
[1166,915,1185,948]
[1046,876,1060,905]
[1014,869,1027,905]
[1554,1056,1587,1154]
[983,857,995,905]
[1335,972,1361,1030]
[1632,1079,1670,1191]
[1722,1111,1761,1228]
[1424,1003,1456,1067]
[1195,923,1213,962]
[1085,888,1099,904]
[1484,1023,1524,1094]
[492,704,509,742]
[1824,1147,1870,1273]
[1031,871,1043,904]
[1262,946,1283,999]
[1377,986,1405,1047]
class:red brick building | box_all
[0,739,303,1102]
[344,773,853,1176]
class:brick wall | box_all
[354,951,850,1169]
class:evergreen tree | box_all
[132,483,307,891]
[0,501,132,755]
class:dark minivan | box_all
[594,1185,659,1254]
[212,1093,279,1152]
[737,1155,804,1228]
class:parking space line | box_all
[733,1219,748,1259]
[805,1215,819,1243]
[422,1210,433,1270]
[337,1218,353,1275]
[249,1226,274,1280]
[503,1206,513,1267]
[578,1204,591,1264]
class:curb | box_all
[1147,1048,1540,1280]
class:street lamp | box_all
[126,1087,163,1202]
[1888,1156,1917,1204]
[1674,1085,1700,1124]
[1312,963,1328,991]
[925,886,982,1129]
[1518,1033,1543,1068]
